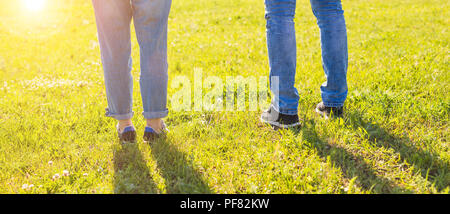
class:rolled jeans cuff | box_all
[142,109,169,119]
[322,102,344,108]
[105,108,134,120]
[272,103,298,116]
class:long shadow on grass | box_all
[346,110,450,191]
[148,135,212,194]
[113,143,159,194]
[294,120,411,193]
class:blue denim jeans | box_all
[265,0,348,115]
[92,0,171,120]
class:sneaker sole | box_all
[120,140,136,145]
[260,117,301,129]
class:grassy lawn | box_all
[0,0,448,194]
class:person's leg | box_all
[261,0,300,128]
[131,0,172,133]
[265,0,299,116]
[92,0,134,130]
[310,0,348,108]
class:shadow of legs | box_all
[296,120,411,193]
[346,110,450,191]
[149,136,212,194]
[113,143,158,194]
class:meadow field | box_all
[0,0,448,193]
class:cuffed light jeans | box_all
[265,0,348,115]
[92,0,172,120]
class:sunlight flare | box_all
[22,0,46,12]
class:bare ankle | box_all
[146,118,163,133]
[118,119,133,130]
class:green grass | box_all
[0,0,448,193]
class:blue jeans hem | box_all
[105,108,134,120]
[142,109,169,119]
[322,102,344,108]
[272,104,298,116]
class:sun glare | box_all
[23,0,46,12]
